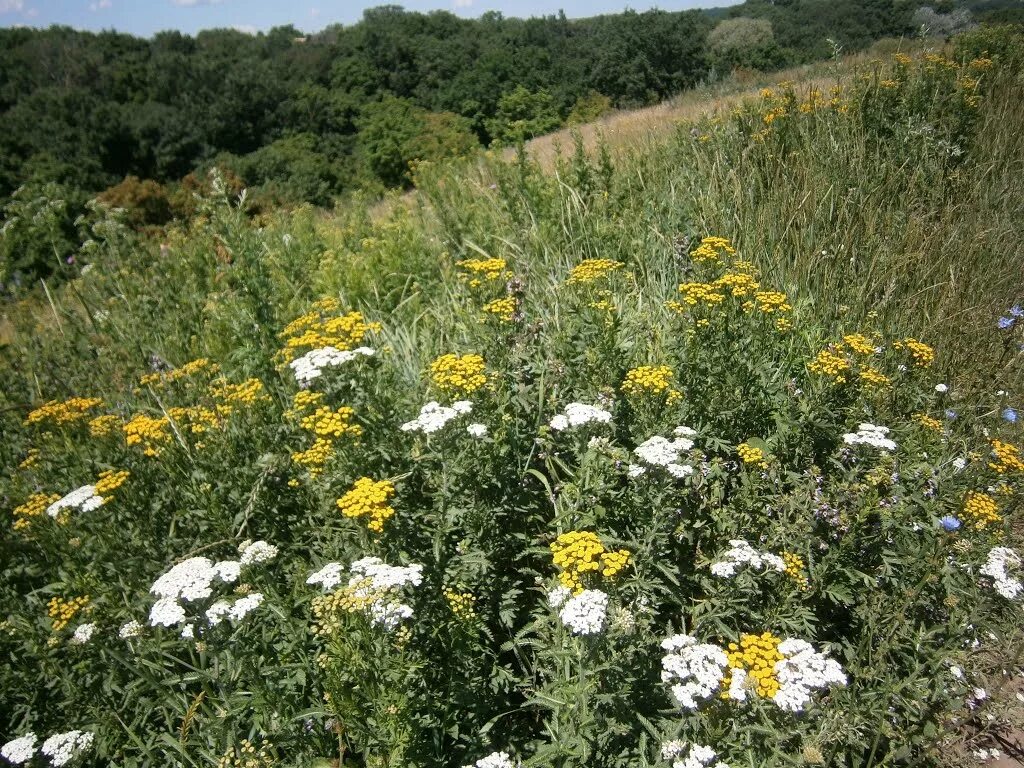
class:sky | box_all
[0,0,740,37]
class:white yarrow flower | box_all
[463,751,517,768]
[46,485,105,518]
[401,401,473,434]
[289,346,375,385]
[1,734,37,765]
[119,620,143,639]
[842,423,896,451]
[70,623,96,645]
[238,540,278,565]
[548,402,612,431]
[981,547,1023,599]
[40,731,93,767]
[558,589,608,635]
[467,423,488,438]
[307,562,345,591]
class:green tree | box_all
[484,86,562,145]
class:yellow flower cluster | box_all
[124,413,173,457]
[337,578,384,614]
[621,365,682,403]
[430,353,487,396]
[842,334,877,356]
[300,406,361,439]
[565,258,624,284]
[458,258,509,287]
[990,440,1024,474]
[210,378,269,412]
[337,477,396,534]
[923,53,958,70]
[139,358,219,388]
[912,413,943,432]
[284,392,323,424]
[723,633,784,699]
[752,291,792,314]
[96,469,130,498]
[550,531,630,593]
[444,588,476,620]
[737,442,768,469]
[217,740,274,768]
[962,491,1001,529]
[48,595,90,632]
[24,397,104,427]
[278,300,381,361]
[310,589,346,637]
[12,492,61,531]
[291,438,335,479]
[691,236,736,264]
[892,338,935,368]
[782,552,809,590]
[970,57,994,71]
[88,414,120,437]
[482,296,518,323]
[674,282,725,307]
[987,438,1019,475]
[715,272,760,299]
[808,349,851,384]
[167,405,220,435]
[18,449,40,470]
[858,367,891,389]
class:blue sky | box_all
[0,0,740,37]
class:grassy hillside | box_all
[2,24,1024,768]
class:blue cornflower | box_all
[999,316,1015,329]
[1011,305,1024,318]
[939,515,962,532]
[945,409,957,420]
[1003,407,1018,423]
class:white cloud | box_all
[89,0,112,10]
[452,0,473,6]
[231,24,257,34]
[171,0,225,6]
[0,0,24,14]
[310,6,320,17]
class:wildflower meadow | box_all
[2,27,1024,768]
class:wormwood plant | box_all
[2,30,1024,768]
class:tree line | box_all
[0,0,1013,289]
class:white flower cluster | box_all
[661,633,846,713]
[70,623,96,645]
[147,543,275,631]
[709,540,785,578]
[206,593,265,625]
[772,639,848,712]
[1,733,36,765]
[660,741,729,768]
[466,423,488,438]
[549,402,612,432]
[547,585,572,609]
[118,620,142,639]
[462,751,517,768]
[289,346,375,385]
[558,589,608,635]
[842,423,896,451]
[238,539,278,566]
[347,556,424,630]
[401,401,473,434]
[629,427,696,478]
[980,547,1023,599]
[41,731,94,767]
[660,634,728,709]
[46,485,104,517]
[306,562,346,591]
